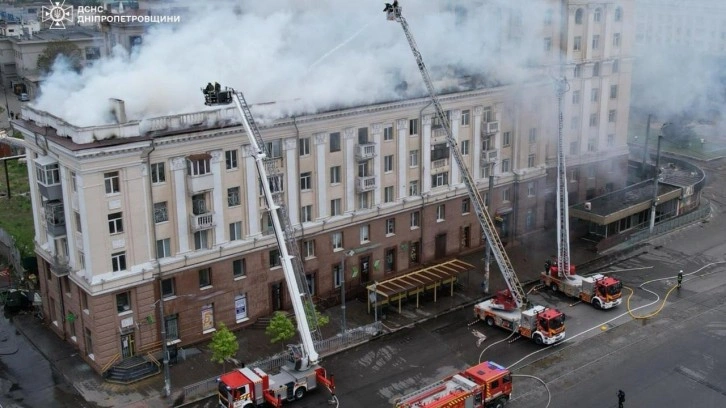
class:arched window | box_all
[575,8,584,24]
[615,7,623,22]
[594,8,602,22]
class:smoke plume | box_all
[32,0,552,127]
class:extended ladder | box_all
[386,4,527,310]
[554,78,573,280]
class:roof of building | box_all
[6,26,101,43]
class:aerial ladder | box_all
[384,2,565,345]
[203,84,334,407]
[539,79,623,310]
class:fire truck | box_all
[541,261,622,309]
[203,85,335,407]
[394,361,512,408]
[385,2,566,346]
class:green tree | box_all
[36,40,83,73]
[305,302,329,328]
[266,311,296,349]
[209,323,239,373]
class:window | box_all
[154,202,168,223]
[71,171,77,192]
[612,59,619,73]
[528,154,536,168]
[330,132,341,152]
[330,166,341,184]
[572,91,580,104]
[613,33,621,47]
[461,110,470,126]
[303,240,315,258]
[574,65,581,78]
[74,212,82,233]
[225,150,238,170]
[529,128,537,143]
[198,268,212,288]
[269,249,281,267]
[594,8,601,22]
[384,126,394,141]
[526,209,535,230]
[116,291,131,313]
[569,168,580,182]
[386,218,395,235]
[588,138,598,152]
[409,119,419,135]
[192,194,208,215]
[461,198,470,214]
[587,166,596,178]
[607,134,615,147]
[301,205,313,223]
[108,212,123,234]
[501,159,510,173]
[233,258,246,278]
[591,88,599,102]
[571,116,580,130]
[502,131,511,146]
[187,157,211,176]
[570,141,579,155]
[384,247,396,273]
[593,62,600,77]
[358,127,369,143]
[84,328,93,357]
[265,140,282,158]
[409,180,419,196]
[384,155,394,172]
[165,314,179,342]
[229,221,242,241]
[544,37,552,51]
[358,192,371,209]
[104,171,120,194]
[194,230,209,250]
[461,140,470,155]
[615,7,623,22]
[574,36,581,51]
[436,204,445,221]
[575,8,583,24]
[300,172,312,190]
[528,182,536,197]
[85,46,101,60]
[410,211,420,228]
[111,252,126,272]
[333,263,342,289]
[151,163,165,183]
[544,9,553,25]
[228,187,240,206]
[432,172,449,188]
[299,138,310,156]
[384,186,394,203]
[360,224,370,243]
[156,238,171,258]
[609,110,617,123]
[502,188,511,202]
[409,150,419,167]
[161,278,175,297]
[331,232,343,250]
[590,114,598,127]
[610,85,618,99]
[330,198,342,216]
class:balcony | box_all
[356,176,376,192]
[45,200,66,237]
[480,150,498,166]
[355,143,376,161]
[431,158,448,173]
[186,172,214,194]
[35,156,62,201]
[482,121,499,135]
[190,212,215,231]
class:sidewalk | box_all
[12,227,622,408]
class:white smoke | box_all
[32,0,552,127]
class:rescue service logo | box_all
[42,1,73,30]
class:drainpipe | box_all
[142,140,171,398]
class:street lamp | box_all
[340,249,355,335]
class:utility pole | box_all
[641,114,652,178]
[649,134,663,233]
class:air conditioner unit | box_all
[584,202,592,211]
[486,121,499,134]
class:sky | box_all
[30,0,552,127]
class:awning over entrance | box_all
[366,259,474,314]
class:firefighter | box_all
[618,389,625,408]
[677,270,683,289]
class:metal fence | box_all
[180,321,382,406]
[0,228,24,286]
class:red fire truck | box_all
[394,361,512,408]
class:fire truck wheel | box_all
[492,398,506,408]
[551,283,559,293]
[485,316,495,327]
[533,334,544,345]
[592,298,602,309]
[294,387,306,400]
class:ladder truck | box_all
[202,84,335,408]
[384,2,565,346]
[539,79,623,310]
[393,361,512,408]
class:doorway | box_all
[271,282,284,311]
[360,255,371,284]
[120,333,135,359]
[435,233,447,259]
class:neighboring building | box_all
[0,20,41,37]
[14,0,635,376]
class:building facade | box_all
[15,0,634,375]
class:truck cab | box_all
[589,274,622,309]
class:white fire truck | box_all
[202,85,335,408]
[394,361,512,408]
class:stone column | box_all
[242,146,261,236]
[422,114,432,193]
[211,150,225,245]
[371,123,382,206]
[314,132,328,219]
[449,109,461,186]
[396,119,408,198]
[344,128,356,213]
[473,107,483,181]
[283,138,299,225]
[171,157,190,252]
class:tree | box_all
[36,40,83,73]
[209,323,239,373]
[305,302,329,328]
[266,311,296,349]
